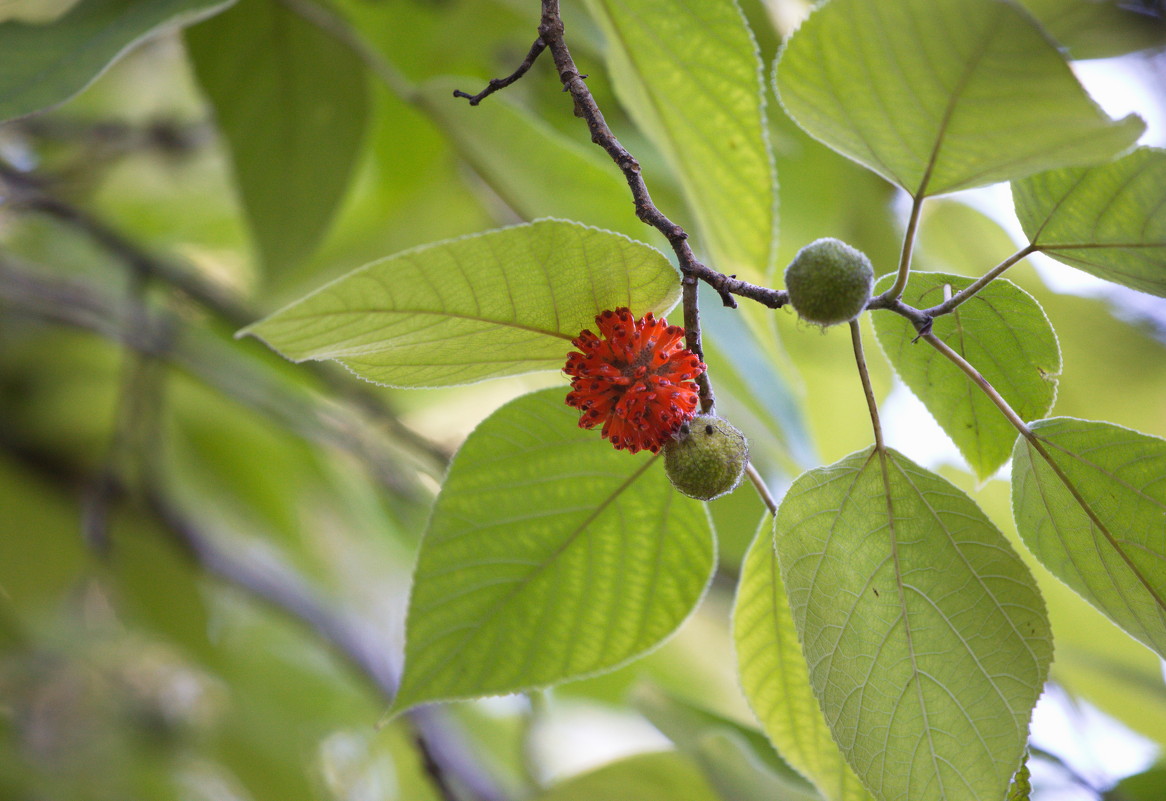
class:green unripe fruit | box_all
[663,414,749,501]
[784,237,874,327]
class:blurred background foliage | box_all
[1,0,1165,799]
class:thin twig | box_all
[745,461,778,515]
[923,332,1166,614]
[454,37,548,104]
[536,0,732,409]
[878,194,925,303]
[920,244,1037,317]
[850,320,884,451]
[922,332,1031,437]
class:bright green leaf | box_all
[734,518,872,801]
[389,388,713,713]
[693,730,823,801]
[776,447,1052,801]
[775,0,1144,197]
[242,219,681,387]
[185,0,369,277]
[416,77,640,238]
[0,0,232,122]
[1011,417,1166,659]
[872,272,1060,479]
[1013,147,1166,297]
[583,0,777,281]
[531,751,720,801]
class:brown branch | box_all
[452,1,797,413]
[454,37,548,104]
[538,0,726,409]
[850,320,884,451]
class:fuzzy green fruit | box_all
[784,237,874,327]
[663,414,749,501]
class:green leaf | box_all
[1013,147,1166,297]
[242,219,681,388]
[1011,417,1166,659]
[872,272,1060,480]
[185,0,369,277]
[0,0,232,123]
[734,519,873,801]
[531,751,720,801]
[630,681,819,799]
[416,77,640,238]
[389,388,713,713]
[692,731,823,801]
[583,0,777,281]
[776,447,1052,801]
[1104,766,1166,801]
[1015,0,1166,59]
[1006,753,1031,801]
[775,0,1144,197]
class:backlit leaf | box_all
[186,0,369,277]
[1015,0,1166,59]
[872,272,1060,479]
[776,447,1052,801]
[1011,417,1166,658]
[0,0,232,122]
[583,0,777,281]
[734,518,873,801]
[775,0,1144,197]
[1013,147,1166,297]
[389,388,713,714]
[242,219,681,387]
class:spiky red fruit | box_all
[564,307,705,454]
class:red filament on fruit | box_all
[563,307,705,453]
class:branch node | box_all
[452,36,546,105]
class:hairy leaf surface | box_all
[186,0,369,277]
[1012,418,1166,659]
[1013,147,1166,297]
[734,520,873,801]
[776,447,1052,801]
[775,0,1144,197]
[0,0,232,122]
[873,272,1060,479]
[584,0,776,281]
[243,220,680,387]
[389,389,713,713]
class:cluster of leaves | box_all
[2,1,1165,801]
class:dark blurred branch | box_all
[0,408,501,801]
[0,161,451,470]
[145,489,505,801]
[0,258,429,499]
